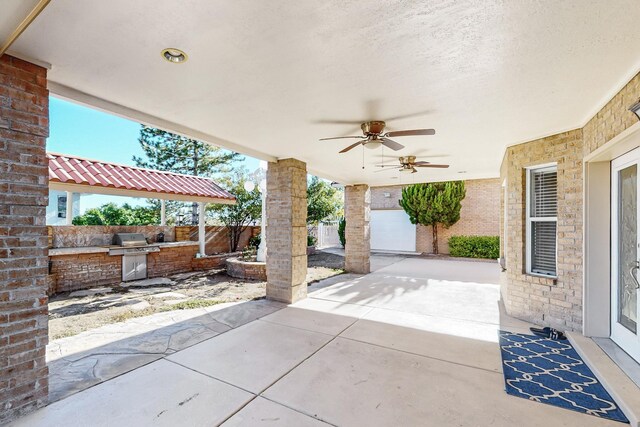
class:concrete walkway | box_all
[12,257,619,426]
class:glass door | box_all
[611,148,640,362]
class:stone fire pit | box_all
[225,257,267,281]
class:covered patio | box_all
[12,256,617,427]
[3,1,640,425]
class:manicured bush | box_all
[448,235,499,259]
[338,217,346,247]
[307,235,317,247]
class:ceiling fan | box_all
[376,156,449,174]
[319,121,435,153]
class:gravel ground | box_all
[48,250,345,340]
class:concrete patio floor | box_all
[12,256,620,426]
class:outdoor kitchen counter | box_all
[48,241,198,256]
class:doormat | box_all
[499,331,629,423]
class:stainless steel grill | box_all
[109,233,160,255]
[113,233,148,248]
[109,233,160,281]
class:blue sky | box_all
[48,97,259,211]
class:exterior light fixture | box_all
[161,48,188,64]
[630,98,640,121]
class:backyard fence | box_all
[317,221,341,248]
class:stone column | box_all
[0,55,50,423]
[265,158,307,303]
[345,184,371,274]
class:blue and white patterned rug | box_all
[499,331,629,423]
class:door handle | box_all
[630,260,640,290]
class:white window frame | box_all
[525,163,558,278]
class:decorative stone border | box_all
[225,257,267,281]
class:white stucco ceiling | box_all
[8,0,640,185]
[0,0,44,53]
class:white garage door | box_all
[370,210,416,252]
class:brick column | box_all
[345,184,370,273]
[0,55,50,422]
[265,159,307,303]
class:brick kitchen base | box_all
[48,245,241,295]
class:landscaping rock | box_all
[69,287,114,298]
[120,278,174,288]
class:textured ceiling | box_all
[10,0,640,185]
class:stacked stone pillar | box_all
[265,159,307,303]
[0,55,50,422]
[345,184,371,273]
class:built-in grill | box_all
[109,233,160,281]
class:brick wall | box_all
[500,71,640,333]
[265,159,308,303]
[500,130,583,331]
[48,244,238,294]
[369,179,501,254]
[0,55,50,422]
[175,225,260,253]
[345,184,371,273]
[49,253,121,293]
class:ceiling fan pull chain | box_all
[362,145,365,169]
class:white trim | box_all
[525,164,558,277]
[610,148,640,362]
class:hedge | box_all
[448,235,499,259]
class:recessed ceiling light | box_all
[161,48,188,64]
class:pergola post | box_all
[160,199,166,226]
[198,202,206,256]
[265,158,307,303]
[65,191,73,225]
[345,184,371,274]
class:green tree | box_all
[399,181,466,254]
[208,168,262,252]
[133,126,241,224]
[338,217,346,248]
[307,176,342,225]
[72,203,160,226]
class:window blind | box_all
[529,168,557,276]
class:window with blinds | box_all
[527,166,557,277]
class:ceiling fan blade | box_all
[385,129,436,137]
[413,161,433,165]
[339,141,363,153]
[414,163,450,168]
[374,164,401,167]
[380,137,404,151]
[319,136,364,141]
[411,167,418,173]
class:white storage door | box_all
[370,210,416,252]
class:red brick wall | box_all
[0,55,50,422]
[49,253,121,293]
[147,246,198,277]
[175,225,260,253]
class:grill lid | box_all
[113,233,148,247]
